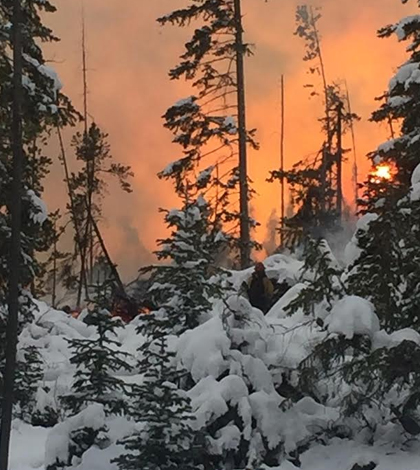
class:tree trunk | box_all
[280,75,285,248]
[56,125,88,307]
[89,210,126,297]
[336,101,343,222]
[233,0,251,269]
[0,0,23,467]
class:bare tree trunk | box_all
[56,125,88,307]
[0,0,23,467]
[78,9,92,303]
[345,83,359,208]
[309,6,331,218]
[52,219,57,309]
[280,75,285,248]
[336,101,343,222]
[309,6,330,148]
[89,210,125,296]
[233,0,251,269]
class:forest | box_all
[1,1,420,470]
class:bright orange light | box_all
[371,164,392,181]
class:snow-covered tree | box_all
[285,237,343,318]
[346,210,406,331]
[0,0,77,299]
[145,195,227,334]
[45,404,109,470]
[347,5,420,331]
[369,8,420,200]
[50,307,132,469]
[61,307,132,416]
[178,296,287,468]
[115,308,199,470]
[159,0,260,267]
[14,345,43,421]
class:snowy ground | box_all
[9,254,420,470]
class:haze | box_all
[43,0,416,280]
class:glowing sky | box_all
[44,0,417,279]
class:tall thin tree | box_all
[280,75,285,247]
[234,0,251,268]
[77,6,91,305]
[159,0,259,269]
[0,0,23,467]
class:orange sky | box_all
[43,0,417,280]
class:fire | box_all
[371,164,392,181]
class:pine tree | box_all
[369,9,420,199]
[61,307,133,416]
[144,195,226,334]
[269,7,358,248]
[347,6,420,331]
[0,0,77,316]
[296,7,420,435]
[346,210,406,331]
[114,307,198,470]
[13,345,43,421]
[159,0,259,267]
[69,123,133,302]
[0,1,76,434]
[177,295,285,469]
[285,237,344,318]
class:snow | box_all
[173,96,196,107]
[297,439,420,470]
[390,62,420,91]
[266,283,306,320]
[345,213,379,266]
[411,163,420,201]
[373,327,420,350]
[27,190,48,225]
[325,296,379,339]
[178,314,230,383]
[24,54,63,94]
[7,251,420,470]
[223,116,237,134]
[197,165,214,186]
[387,95,410,108]
[395,15,420,41]
[10,421,49,470]
[45,404,106,469]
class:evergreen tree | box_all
[347,5,420,331]
[159,0,260,266]
[68,123,133,302]
[369,8,420,200]
[292,5,420,434]
[346,210,406,331]
[269,7,358,248]
[0,0,76,404]
[49,305,133,470]
[285,237,344,318]
[0,0,77,295]
[115,306,198,470]
[144,194,226,334]
[14,345,43,421]
[61,307,133,416]
[177,296,285,469]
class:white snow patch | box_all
[27,190,48,224]
[325,296,379,339]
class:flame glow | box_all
[372,164,392,181]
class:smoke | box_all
[42,0,416,278]
[262,209,280,257]
[114,217,154,282]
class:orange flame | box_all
[371,164,392,181]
